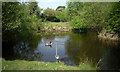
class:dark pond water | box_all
[3,31,120,70]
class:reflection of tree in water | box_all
[41,33,55,43]
[13,35,43,61]
[41,32,69,41]
[98,45,120,70]
[64,31,109,66]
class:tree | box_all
[106,2,120,35]
[56,9,68,22]
[43,8,57,21]
[67,1,115,32]
[2,2,43,43]
[67,2,83,21]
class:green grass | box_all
[0,58,2,72]
[2,60,96,70]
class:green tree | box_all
[67,1,115,32]
[28,2,38,15]
[43,8,57,21]
[2,2,21,42]
[56,9,68,22]
[67,2,83,21]
[106,2,120,35]
[83,2,115,31]
[2,2,43,43]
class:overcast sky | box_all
[36,0,67,10]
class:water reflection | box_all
[98,45,120,70]
[64,31,120,68]
[65,31,107,65]
[12,35,42,61]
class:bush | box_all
[43,8,59,22]
[56,10,68,22]
[71,16,87,32]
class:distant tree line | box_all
[41,6,68,22]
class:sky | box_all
[36,0,67,10]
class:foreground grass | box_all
[2,60,96,70]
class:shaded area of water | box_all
[2,31,120,69]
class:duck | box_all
[45,41,52,46]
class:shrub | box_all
[71,16,87,32]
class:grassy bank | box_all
[98,29,120,41]
[2,60,96,70]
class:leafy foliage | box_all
[43,7,69,22]
[67,2,83,21]
[2,2,43,42]
[43,8,59,22]
[56,9,68,22]
[106,2,120,34]
[67,2,115,32]
[71,16,86,32]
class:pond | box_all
[2,31,120,70]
